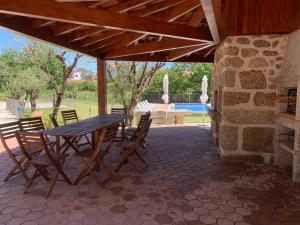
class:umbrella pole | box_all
[165,103,168,123]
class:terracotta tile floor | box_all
[0,125,300,225]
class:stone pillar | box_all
[211,35,288,162]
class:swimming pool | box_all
[174,103,209,113]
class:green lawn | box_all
[25,98,210,127]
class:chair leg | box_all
[74,158,94,185]
[24,168,39,194]
[45,171,59,198]
[134,150,149,167]
[4,156,29,182]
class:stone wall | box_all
[211,35,288,162]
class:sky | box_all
[0,28,174,73]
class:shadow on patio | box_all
[0,125,299,225]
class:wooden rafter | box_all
[65,0,156,41]
[32,19,55,29]
[167,43,215,61]
[105,39,206,59]
[0,0,212,42]
[200,0,221,43]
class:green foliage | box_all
[145,63,212,96]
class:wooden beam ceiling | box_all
[78,0,187,47]
[98,0,210,56]
[0,0,212,42]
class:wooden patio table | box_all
[43,114,126,152]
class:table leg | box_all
[56,136,60,154]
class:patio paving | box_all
[0,125,299,225]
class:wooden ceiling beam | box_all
[0,0,212,41]
[32,19,55,29]
[105,39,206,59]
[200,0,221,43]
[167,43,215,61]
[0,15,98,58]
[104,52,214,62]
[69,0,155,42]
[79,0,186,46]
[54,24,85,36]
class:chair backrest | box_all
[19,117,45,131]
[61,110,79,125]
[133,119,152,148]
[103,123,120,143]
[137,112,151,129]
[111,108,127,115]
[101,123,119,152]
[49,115,59,128]
[0,121,21,152]
[15,131,46,160]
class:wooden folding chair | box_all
[61,110,91,148]
[0,121,42,182]
[74,123,119,186]
[16,131,72,198]
[19,117,56,147]
[111,107,128,142]
[115,119,152,173]
[125,112,151,140]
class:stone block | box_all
[254,92,276,107]
[242,127,274,153]
[236,37,250,45]
[224,57,244,68]
[223,109,275,124]
[219,125,238,152]
[263,50,278,56]
[249,57,269,67]
[221,70,235,87]
[253,40,271,48]
[241,48,259,57]
[223,46,239,56]
[239,70,267,89]
[223,92,250,106]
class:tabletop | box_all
[43,114,125,137]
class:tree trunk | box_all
[126,96,138,126]
[29,92,37,113]
[52,91,64,117]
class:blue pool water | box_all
[174,103,209,113]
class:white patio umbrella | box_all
[162,74,169,121]
[200,75,208,104]
[200,75,208,124]
[162,74,169,104]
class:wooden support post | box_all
[97,59,106,115]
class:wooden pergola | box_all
[0,0,299,114]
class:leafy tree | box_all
[107,61,164,123]
[23,41,82,117]
[17,66,48,112]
